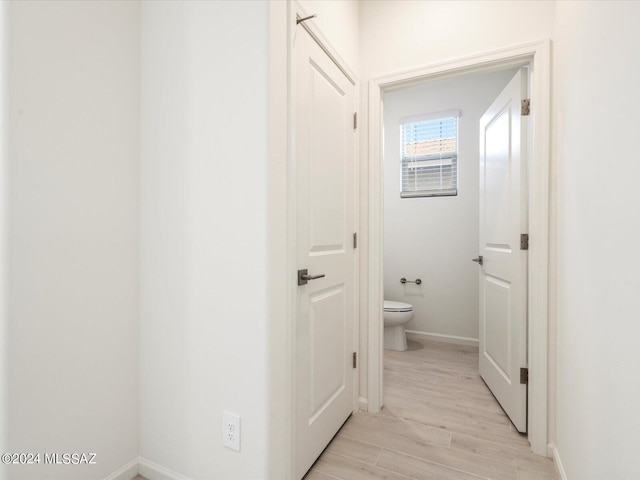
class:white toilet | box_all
[383,300,414,351]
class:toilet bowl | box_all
[384,300,414,351]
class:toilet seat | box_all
[383,300,413,312]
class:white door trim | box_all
[366,39,551,456]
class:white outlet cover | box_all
[223,411,240,451]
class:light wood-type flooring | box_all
[134,338,556,480]
[305,337,557,480]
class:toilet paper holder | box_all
[400,277,422,285]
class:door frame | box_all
[366,40,551,456]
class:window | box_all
[400,111,459,197]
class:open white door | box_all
[293,26,357,478]
[478,69,528,433]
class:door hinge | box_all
[521,99,531,116]
[353,352,357,368]
[520,233,529,250]
[353,232,358,249]
[353,112,358,130]
[520,367,529,385]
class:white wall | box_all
[0,4,8,479]
[8,1,140,479]
[298,0,359,73]
[383,69,517,341]
[358,0,555,407]
[359,1,554,77]
[139,2,269,479]
[552,1,640,477]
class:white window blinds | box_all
[400,113,459,197]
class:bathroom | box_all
[382,67,524,419]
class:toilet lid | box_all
[384,300,413,312]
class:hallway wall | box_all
[139,2,270,479]
[7,1,140,478]
[0,4,7,479]
[552,2,640,478]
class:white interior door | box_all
[294,26,356,479]
[478,69,528,433]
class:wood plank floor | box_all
[306,337,557,480]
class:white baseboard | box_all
[139,457,191,480]
[550,444,568,480]
[103,458,139,480]
[547,443,554,458]
[406,330,479,347]
[358,396,368,411]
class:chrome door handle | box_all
[298,269,326,286]
[472,256,483,266]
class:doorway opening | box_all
[382,63,527,424]
[366,41,551,457]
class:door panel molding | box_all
[366,39,551,456]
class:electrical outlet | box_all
[223,412,240,451]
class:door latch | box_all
[472,256,483,266]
